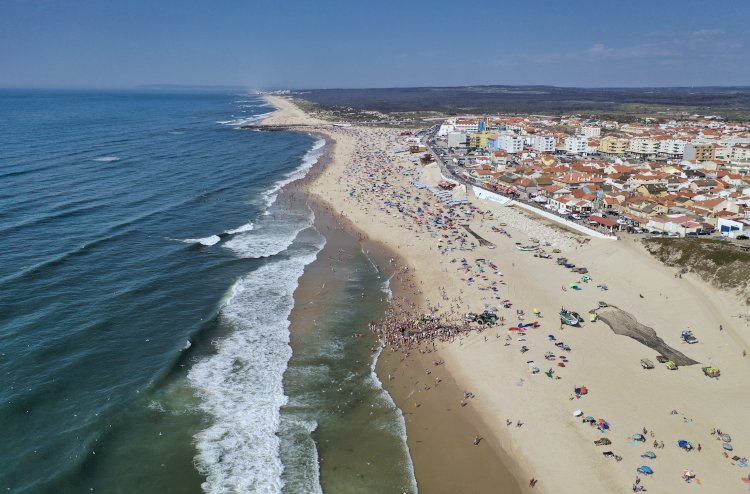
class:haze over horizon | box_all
[1,0,749,89]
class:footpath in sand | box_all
[262,95,750,494]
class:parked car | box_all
[686,232,698,238]
[737,235,749,240]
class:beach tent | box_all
[677,440,694,451]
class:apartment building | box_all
[684,142,715,161]
[531,135,555,153]
[499,133,524,153]
[564,136,588,155]
[628,137,660,156]
[579,126,601,138]
[598,136,629,155]
[658,139,686,158]
[454,119,480,133]
[466,131,492,150]
[731,145,750,162]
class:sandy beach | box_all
[264,94,750,493]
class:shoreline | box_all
[267,96,525,493]
[261,94,750,494]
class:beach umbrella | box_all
[569,282,578,287]
[723,443,733,451]
[637,466,653,475]
[573,409,583,417]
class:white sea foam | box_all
[177,235,221,247]
[93,156,120,162]
[223,204,312,259]
[216,112,274,128]
[223,229,298,258]
[189,235,324,494]
[278,417,324,494]
[380,277,393,301]
[262,138,325,211]
[225,221,254,235]
[370,345,418,493]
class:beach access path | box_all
[261,94,750,494]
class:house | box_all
[589,215,619,233]
[637,183,668,197]
[717,217,750,238]
[690,179,718,193]
[646,215,702,236]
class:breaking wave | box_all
[189,232,325,494]
[225,222,254,235]
[369,344,418,493]
[262,138,325,210]
[216,112,274,128]
[176,235,221,247]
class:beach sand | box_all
[266,94,750,493]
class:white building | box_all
[437,123,455,137]
[731,145,750,162]
[499,133,524,153]
[628,137,660,156]
[564,136,588,155]
[658,139,686,158]
[718,217,750,238]
[454,119,479,133]
[579,126,601,138]
[531,135,555,153]
[447,132,466,148]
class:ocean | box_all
[0,91,415,493]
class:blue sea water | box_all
[0,90,415,494]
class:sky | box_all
[1,0,749,89]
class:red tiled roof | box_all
[590,215,618,227]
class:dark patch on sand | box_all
[596,306,699,366]
[460,225,494,247]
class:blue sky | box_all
[1,0,749,89]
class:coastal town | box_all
[414,113,750,239]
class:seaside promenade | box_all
[259,95,750,494]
